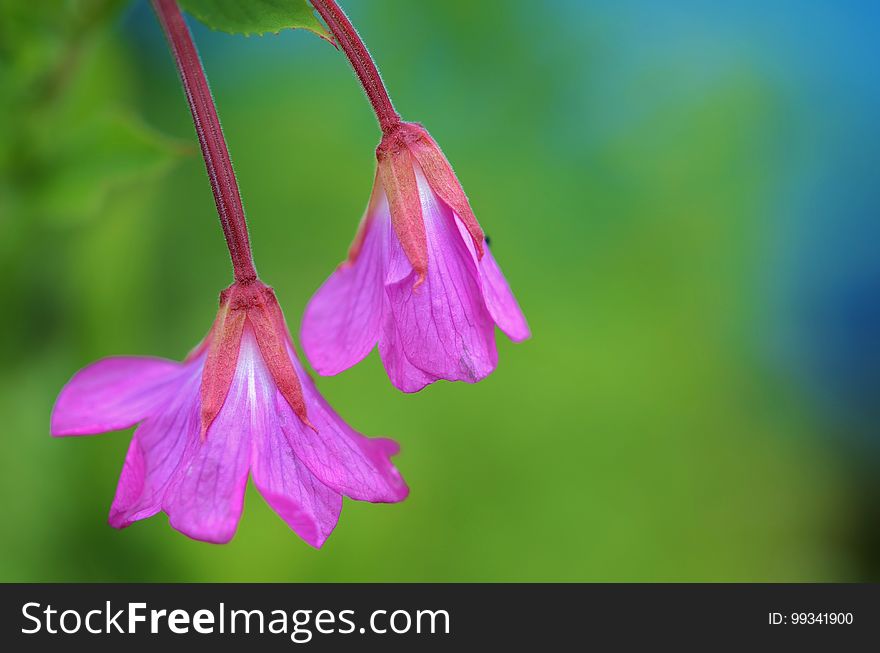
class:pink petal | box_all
[454,220,531,342]
[52,357,184,437]
[278,345,408,503]
[479,245,530,341]
[109,363,203,529]
[382,169,498,390]
[300,201,388,376]
[251,419,342,548]
[247,335,343,547]
[109,439,152,527]
[378,296,436,393]
[160,343,256,544]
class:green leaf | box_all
[179,0,330,39]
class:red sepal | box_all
[403,123,484,259]
[377,131,427,287]
[248,285,314,430]
[199,287,246,439]
[198,281,313,439]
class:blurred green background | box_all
[1,0,878,581]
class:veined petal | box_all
[276,344,408,503]
[476,243,531,341]
[52,357,184,437]
[251,409,342,548]
[109,360,203,529]
[378,295,437,393]
[454,221,531,342]
[161,337,256,544]
[383,168,498,389]
[245,329,343,547]
[300,193,389,376]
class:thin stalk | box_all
[311,0,401,133]
[152,0,257,283]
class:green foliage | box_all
[179,0,329,38]
[0,0,186,231]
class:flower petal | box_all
[383,168,498,389]
[52,356,184,437]
[453,220,531,342]
[478,243,531,341]
[378,295,437,393]
[160,342,257,544]
[109,362,203,529]
[240,327,342,547]
[274,345,409,503]
[301,200,388,376]
[251,413,342,548]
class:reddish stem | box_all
[311,0,401,134]
[151,0,257,283]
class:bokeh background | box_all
[1,0,877,581]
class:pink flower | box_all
[301,122,530,392]
[51,280,408,545]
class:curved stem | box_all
[152,0,257,283]
[311,0,401,134]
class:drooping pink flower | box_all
[52,280,407,545]
[302,121,530,392]
[49,0,407,546]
